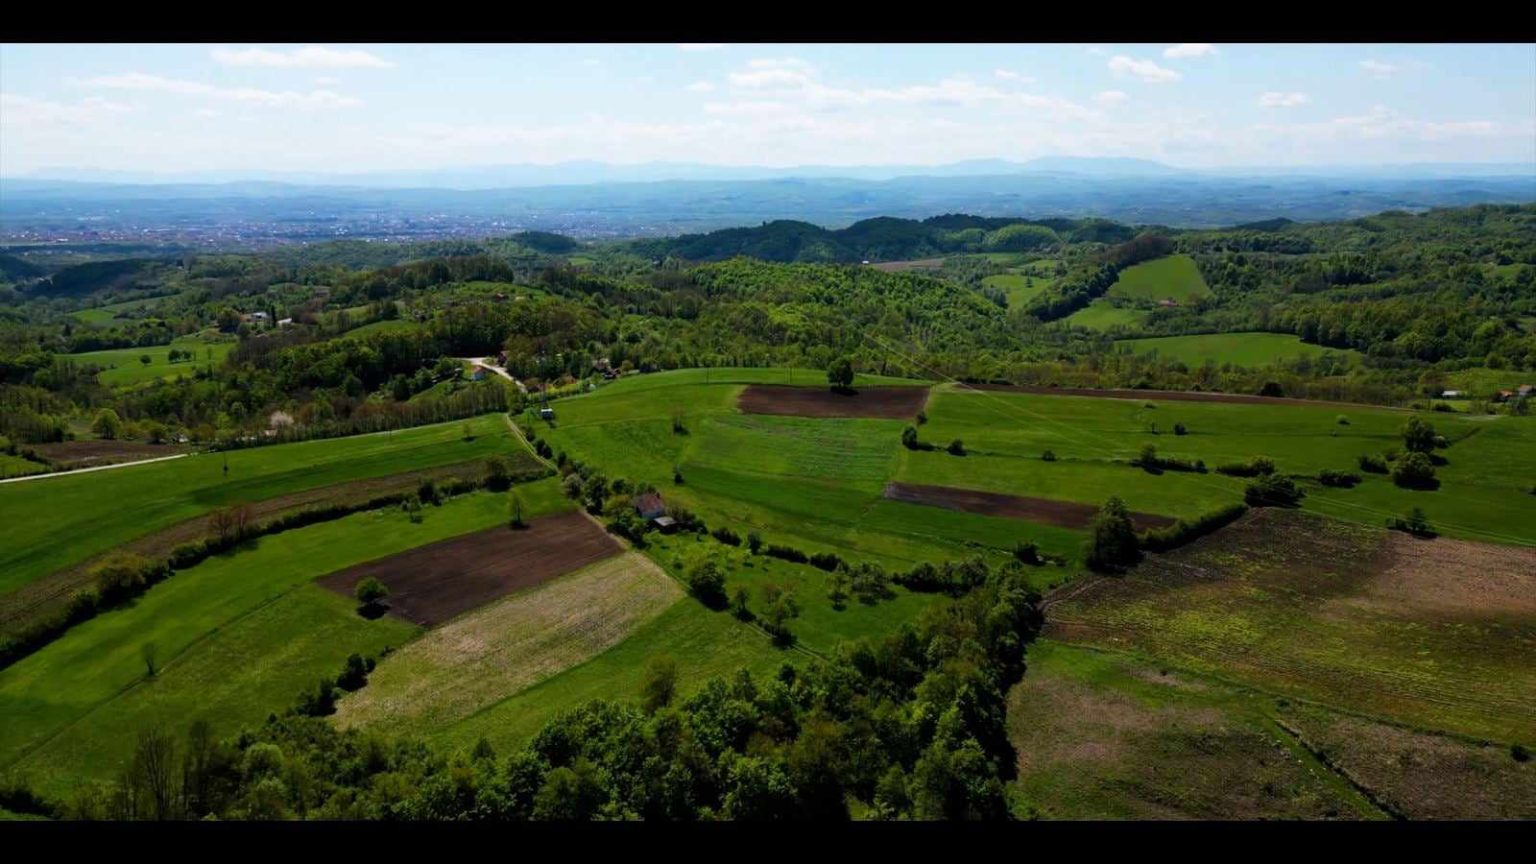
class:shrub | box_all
[1386,507,1436,538]
[417,479,440,505]
[946,439,965,456]
[746,532,763,554]
[1137,504,1248,552]
[1013,541,1042,565]
[335,653,375,692]
[808,552,845,572]
[1317,469,1362,488]
[1358,453,1389,474]
[1391,452,1438,490]
[686,561,727,608]
[355,577,390,607]
[1041,449,1057,462]
[711,526,742,546]
[1244,474,1304,507]
[1513,744,1531,763]
[1173,423,1188,436]
[1336,415,1350,426]
[484,455,513,491]
[901,426,920,450]
[1216,456,1275,477]
[765,544,808,564]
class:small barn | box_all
[470,365,489,382]
[538,406,555,421]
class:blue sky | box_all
[1,42,1532,175]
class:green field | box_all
[981,273,1053,308]
[1108,254,1212,303]
[64,336,234,388]
[0,480,572,798]
[1065,298,1148,331]
[1116,332,1359,367]
[69,297,169,328]
[530,369,1069,576]
[905,385,1536,546]
[0,413,521,596]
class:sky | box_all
[1,42,1533,176]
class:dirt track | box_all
[318,510,622,627]
[738,384,930,419]
[954,382,1409,411]
[883,481,1176,530]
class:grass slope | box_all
[0,413,518,598]
[64,336,235,388]
[0,481,569,798]
[1108,254,1212,302]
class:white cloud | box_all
[314,76,339,87]
[993,68,1035,84]
[1096,90,1128,106]
[1258,91,1309,108]
[1085,45,1110,57]
[1108,55,1181,84]
[0,92,134,126]
[210,45,392,69]
[77,73,361,109]
[677,43,726,52]
[1164,43,1215,59]
[686,80,715,93]
[1359,60,1398,79]
[729,57,816,89]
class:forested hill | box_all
[624,215,1140,264]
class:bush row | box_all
[1137,503,1249,553]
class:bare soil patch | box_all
[955,382,1407,411]
[336,552,681,733]
[738,384,930,419]
[318,510,621,627]
[30,440,189,469]
[0,459,508,636]
[1350,533,1536,620]
[883,481,1175,531]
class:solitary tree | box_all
[508,492,526,529]
[1401,417,1438,454]
[141,642,158,678]
[826,357,855,392]
[640,655,678,714]
[1084,497,1140,572]
[92,408,122,440]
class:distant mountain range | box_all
[3,158,1533,242]
[13,157,1533,190]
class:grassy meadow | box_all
[1117,332,1360,367]
[65,335,235,388]
[0,413,520,596]
[1108,254,1213,303]
[1065,298,1148,331]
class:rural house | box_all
[635,491,666,521]
[539,406,555,420]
